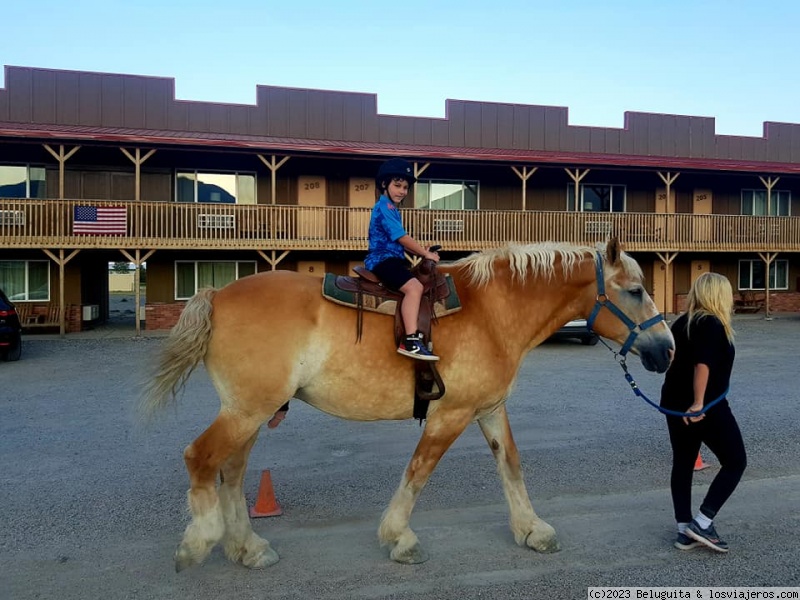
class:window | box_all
[738,259,788,290]
[567,184,625,212]
[741,189,790,216]
[0,260,50,301]
[176,171,256,204]
[0,165,46,198]
[415,180,478,210]
[175,261,256,299]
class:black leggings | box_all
[666,403,747,523]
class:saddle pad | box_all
[322,273,462,317]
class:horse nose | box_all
[639,338,674,373]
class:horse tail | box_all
[140,287,216,420]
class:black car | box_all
[550,318,599,346]
[0,288,22,361]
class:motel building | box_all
[1,65,799,335]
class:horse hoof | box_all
[242,546,280,569]
[390,543,429,565]
[526,531,560,554]
[174,544,199,573]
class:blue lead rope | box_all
[617,357,729,418]
[589,251,728,419]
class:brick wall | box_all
[66,305,82,333]
[144,302,185,330]
[674,292,800,314]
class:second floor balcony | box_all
[2,198,800,253]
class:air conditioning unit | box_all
[82,304,100,321]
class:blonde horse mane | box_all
[452,240,642,287]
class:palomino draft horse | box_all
[142,238,674,571]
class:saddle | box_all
[329,256,453,422]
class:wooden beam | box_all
[564,168,589,211]
[41,248,80,336]
[511,166,537,210]
[258,155,290,205]
[656,251,678,314]
[758,251,778,319]
[119,248,155,336]
[43,144,80,200]
[121,148,156,201]
[413,162,431,205]
[759,176,779,216]
[257,249,290,270]
[657,171,680,214]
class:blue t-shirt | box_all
[365,195,407,270]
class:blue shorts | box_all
[371,257,413,292]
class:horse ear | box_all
[606,236,622,265]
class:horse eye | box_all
[629,287,644,298]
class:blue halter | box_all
[586,252,728,418]
[586,252,666,357]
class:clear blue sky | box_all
[2,0,798,137]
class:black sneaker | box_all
[397,334,439,361]
[686,520,729,553]
[674,532,702,550]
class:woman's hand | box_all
[683,404,705,425]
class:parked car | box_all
[550,318,599,346]
[0,288,22,361]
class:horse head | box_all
[586,238,674,373]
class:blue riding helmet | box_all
[376,158,416,190]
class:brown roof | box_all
[3,120,800,174]
[3,66,800,175]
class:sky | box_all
[1,0,799,137]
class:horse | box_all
[141,238,675,571]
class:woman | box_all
[660,272,747,553]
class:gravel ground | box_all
[1,314,799,599]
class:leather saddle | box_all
[334,259,451,346]
[331,254,450,420]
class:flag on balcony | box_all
[73,206,127,235]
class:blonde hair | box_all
[686,272,735,343]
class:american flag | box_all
[73,206,128,235]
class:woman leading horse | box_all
[142,238,674,571]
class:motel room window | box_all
[175,261,257,300]
[567,184,626,212]
[175,171,256,204]
[414,180,479,210]
[741,189,790,216]
[0,260,50,301]
[738,259,788,290]
[0,165,47,198]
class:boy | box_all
[365,158,440,361]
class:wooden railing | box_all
[2,198,800,253]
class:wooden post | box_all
[257,155,291,205]
[759,176,779,216]
[43,144,80,199]
[656,251,678,315]
[42,248,80,337]
[758,251,778,320]
[413,161,430,205]
[511,166,537,210]
[657,171,679,213]
[120,148,157,201]
[120,248,155,337]
[257,249,290,271]
[565,168,590,211]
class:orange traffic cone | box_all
[694,452,711,471]
[249,469,283,518]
